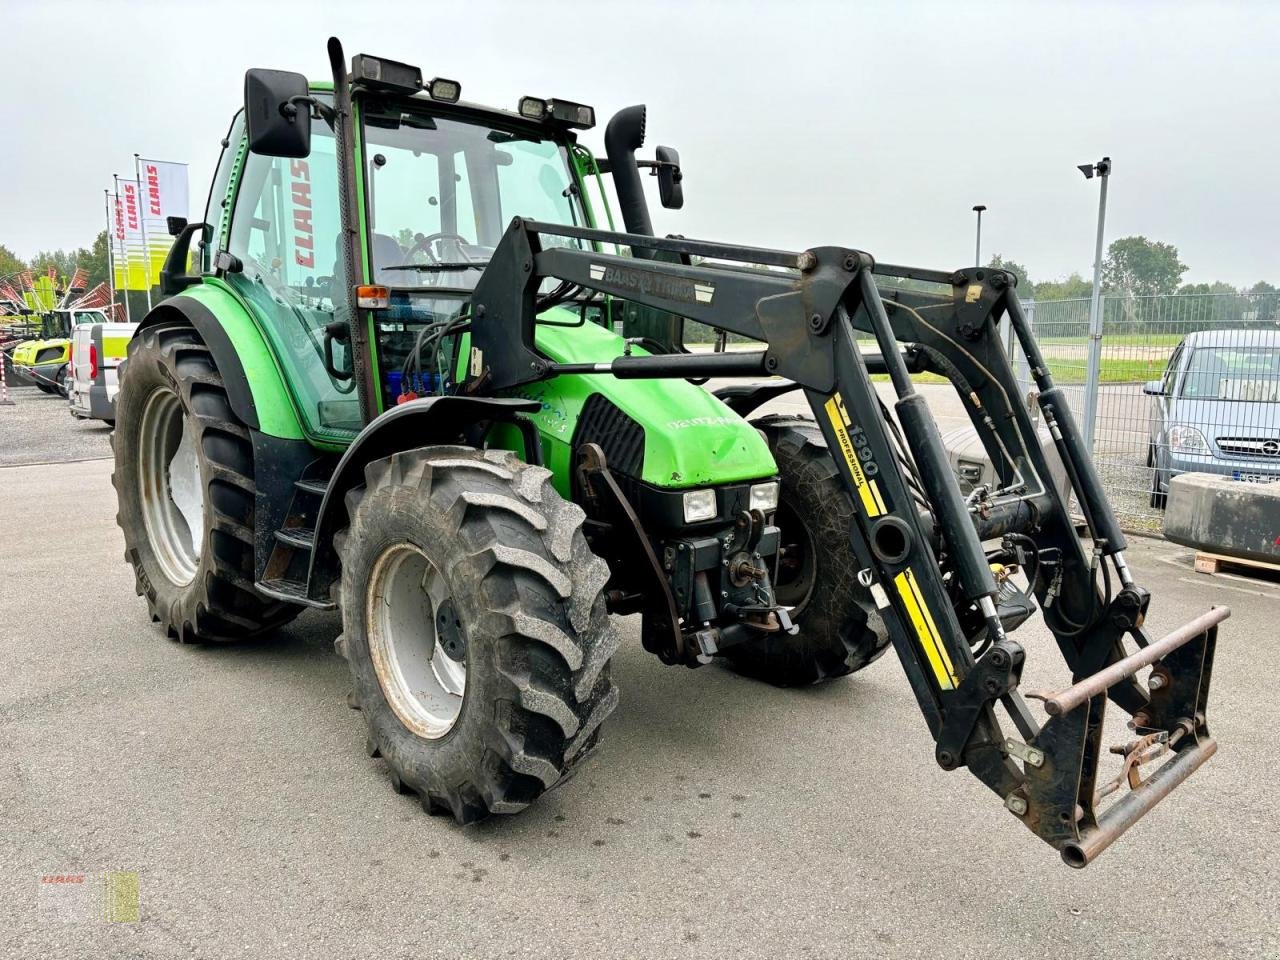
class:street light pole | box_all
[1079,157,1111,451]
[972,204,986,267]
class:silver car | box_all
[1144,328,1280,507]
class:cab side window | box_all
[224,108,361,437]
[1162,345,1184,397]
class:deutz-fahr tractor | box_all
[113,38,1225,867]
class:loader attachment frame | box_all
[465,218,1224,866]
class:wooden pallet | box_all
[1194,551,1280,576]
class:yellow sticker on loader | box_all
[823,393,886,517]
[893,569,959,690]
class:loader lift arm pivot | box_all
[467,217,1225,867]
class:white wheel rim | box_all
[138,387,203,586]
[366,544,466,739]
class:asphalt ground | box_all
[0,384,113,466]
[2,396,1278,959]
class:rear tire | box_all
[337,446,621,823]
[1148,444,1167,509]
[727,415,888,687]
[113,323,301,641]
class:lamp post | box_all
[972,204,986,267]
[1078,157,1111,451]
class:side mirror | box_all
[166,216,188,237]
[244,68,312,158]
[655,145,683,209]
[1142,380,1163,396]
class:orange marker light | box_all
[356,285,390,309]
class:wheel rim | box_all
[773,498,817,612]
[138,387,203,586]
[366,544,466,739]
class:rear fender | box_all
[306,396,540,602]
[133,286,305,440]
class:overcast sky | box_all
[2,0,1276,287]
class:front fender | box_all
[306,396,541,602]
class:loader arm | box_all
[466,218,1224,867]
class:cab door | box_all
[223,103,360,441]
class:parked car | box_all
[1144,328,1280,507]
[68,320,135,424]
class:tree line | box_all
[988,237,1276,301]
[0,232,112,291]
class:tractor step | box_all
[255,577,336,610]
[294,477,330,497]
[274,526,316,550]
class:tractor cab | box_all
[213,66,604,438]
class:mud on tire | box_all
[336,445,621,823]
[113,323,300,641]
[726,414,889,687]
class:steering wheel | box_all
[404,232,472,265]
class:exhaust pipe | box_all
[604,105,654,259]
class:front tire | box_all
[113,323,300,641]
[726,415,889,687]
[337,446,621,823]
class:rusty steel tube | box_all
[1061,738,1218,868]
[1042,606,1230,717]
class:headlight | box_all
[682,489,718,523]
[1168,425,1210,455]
[749,481,780,513]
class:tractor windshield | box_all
[361,102,586,291]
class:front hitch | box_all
[1017,605,1225,867]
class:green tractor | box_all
[114,39,1224,866]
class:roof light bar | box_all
[546,99,595,130]
[351,54,423,94]
[517,96,595,129]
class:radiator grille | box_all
[573,393,646,477]
[1216,436,1280,458]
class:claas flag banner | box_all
[139,159,189,286]
[112,161,187,291]
[112,188,146,291]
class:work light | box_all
[428,77,461,103]
[682,489,718,524]
[518,96,548,120]
[749,481,780,513]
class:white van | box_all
[69,321,135,424]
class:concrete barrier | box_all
[1163,472,1280,564]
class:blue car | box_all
[1144,328,1280,507]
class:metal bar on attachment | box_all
[1038,606,1229,717]
[1061,737,1217,868]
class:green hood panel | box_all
[500,312,777,492]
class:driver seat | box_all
[333,233,407,285]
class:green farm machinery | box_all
[112,39,1224,866]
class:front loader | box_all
[112,38,1223,867]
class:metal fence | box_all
[1014,292,1280,532]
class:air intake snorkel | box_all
[604,104,655,259]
